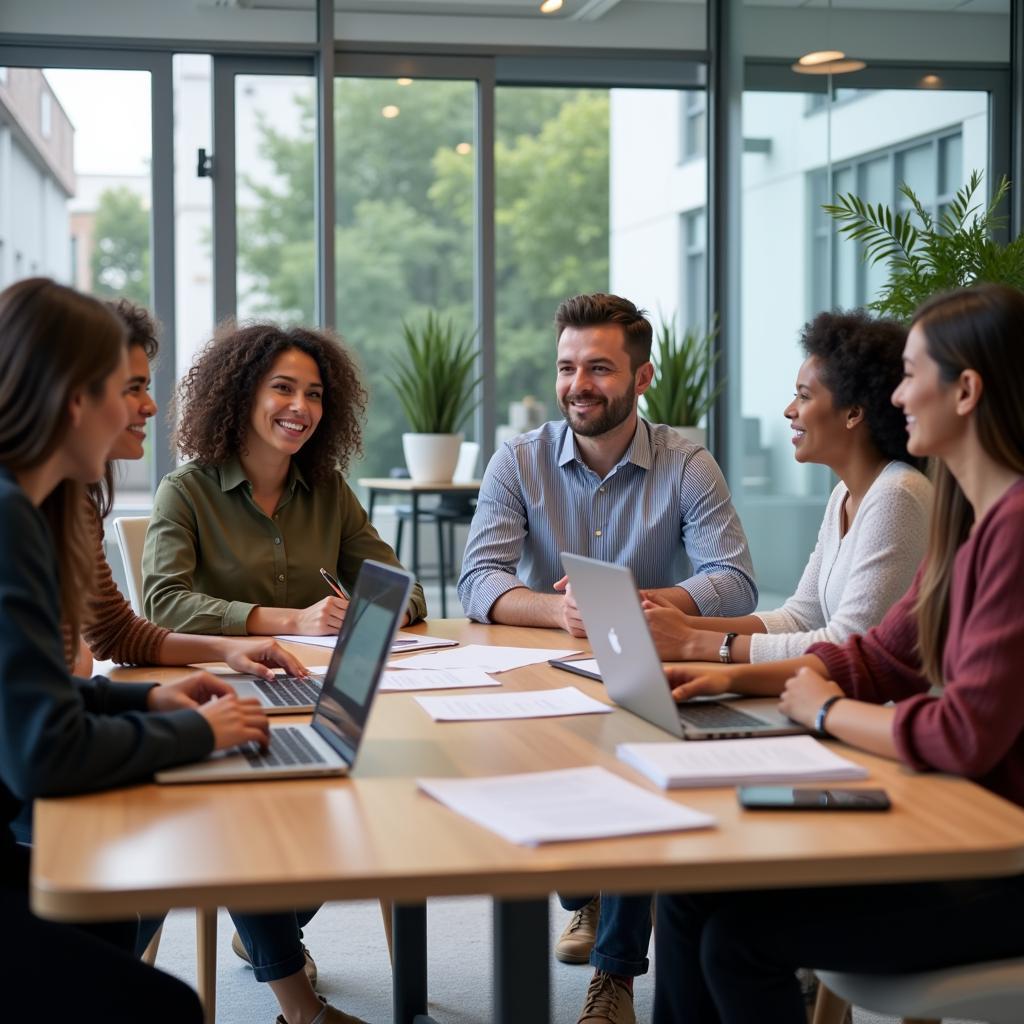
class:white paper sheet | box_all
[617,736,869,789]
[415,686,612,721]
[417,765,716,845]
[273,631,457,653]
[389,643,578,673]
[379,668,500,692]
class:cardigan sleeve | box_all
[78,501,170,666]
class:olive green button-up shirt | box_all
[142,457,427,635]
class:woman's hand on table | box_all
[663,663,739,702]
[294,595,348,635]
[147,671,270,750]
[779,667,843,730]
[220,639,310,680]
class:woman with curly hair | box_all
[142,322,426,636]
[642,309,932,663]
[68,300,310,681]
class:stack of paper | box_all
[617,736,869,789]
[415,686,612,721]
[379,668,499,692]
[389,644,578,673]
[417,765,716,845]
[274,631,457,654]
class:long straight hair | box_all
[0,278,126,640]
[911,284,1024,686]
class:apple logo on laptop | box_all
[607,628,622,655]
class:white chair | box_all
[816,958,1024,1024]
[112,515,150,615]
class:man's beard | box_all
[559,385,635,438]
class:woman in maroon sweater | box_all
[653,283,1024,1024]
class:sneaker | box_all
[231,929,318,987]
[577,970,636,1024]
[555,896,600,964]
[276,996,369,1024]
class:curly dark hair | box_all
[799,309,918,466]
[105,298,160,357]
[174,322,367,483]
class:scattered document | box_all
[274,631,458,653]
[379,668,500,692]
[417,765,716,846]
[617,736,869,789]
[415,686,612,721]
[390,644,578,673]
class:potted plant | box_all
[823,171,1024,322]
[387,311,482,482]
[641,314,723,447]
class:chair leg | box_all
[141,922,163,965]
[195,908,218,1023]
[436,516,448,618]
[395,517,404,560]
[379,898,395,966]
[811,981,850,1024]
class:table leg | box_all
[392,901,438,1024]
[195,907,218,1023]
[411,493,421,597]
[493,897,550,1024]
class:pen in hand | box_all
[319,567,351,601]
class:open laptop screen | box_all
[312,560,413,764]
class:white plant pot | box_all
[402,432,463,483]
[671,425,707,448]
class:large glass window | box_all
[334,76,477,482]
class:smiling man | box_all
[456,293,757,1024]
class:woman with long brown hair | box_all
[142,322,425,636]
[70,299,310,680]
[0,278,268,1020]
[652,283,1024,1024]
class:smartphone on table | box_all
[738,786,891,811]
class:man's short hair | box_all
[554,293,653,370]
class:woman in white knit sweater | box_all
[645,309,932,663]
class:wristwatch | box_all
[718,632,738,663]
[815,695,845,737]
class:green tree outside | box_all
[90,186,150,306]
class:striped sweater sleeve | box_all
[76,502,170,667]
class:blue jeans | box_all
[559,892,652,977]
[231,907,320,983]
[653,875,1024,1024]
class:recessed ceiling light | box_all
[540,0,563,13]
[456,142,472,155]
[382,105,400,119]
[397,78,413,86]
[920,74,942,88]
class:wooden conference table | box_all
[30,620,1024,1024]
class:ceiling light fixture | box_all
[456,142,472,155]
[397,77,413,86]
[791,0,865,76]
[539,0,563,14]
[382,105,400,119]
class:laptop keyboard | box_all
[676,701,769,729]
[242,726,327,768]
[251,675,322,706]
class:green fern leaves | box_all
[642,317,723,427]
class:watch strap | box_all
[815,695,845,736]
[718,631,739,664]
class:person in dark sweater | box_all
[0,278,269,1021]
[652,283,1024,1024]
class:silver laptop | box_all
[156,560,414,783]
[561,553,809,741]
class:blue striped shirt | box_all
[457,419,757,622]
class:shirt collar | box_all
[217,456,310,493]
[557,418,652,472]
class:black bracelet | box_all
[814,695,845,737]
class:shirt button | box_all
[278,574,285,582]
[274,537,281,545]
[599,487,606,493]
[594,529,602,537]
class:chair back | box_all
[113,516,150,615]
[454,441,480,482]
